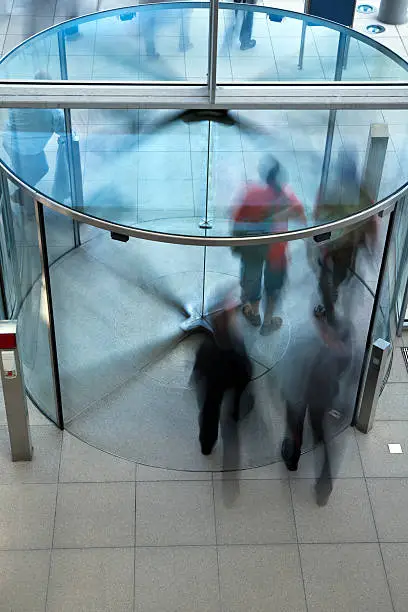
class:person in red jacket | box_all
[232,157,306,334]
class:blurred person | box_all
[234,0,257,51]
[313,149,377,324]
[232,156,306,334]
[281,315,353,506]
[140,2,193,59]
[3,71,65,203]
[222,0,256,52]
[192,302,253,456]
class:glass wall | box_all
[0,179,60,424]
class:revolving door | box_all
[0,158,398,470]
[0,1,408,469]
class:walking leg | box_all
[199,386,223,455]
[281,401,306,471]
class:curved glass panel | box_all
[218,4,408,82]
[1,105,407,239]
[33,206,387,469]
[0,3,407,84]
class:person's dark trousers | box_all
[199,385,224,455]
[309,402,331,486]
[282,401,307,470]
[319,244,355,325]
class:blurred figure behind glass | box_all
[3,72,65,203]
[313,148,378,324]
[232,155,306,334]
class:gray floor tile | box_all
[136,481,216,546]
[47,548,134,612]
[7,15,53,36]
[0,0,12,12]
[53,482,135,548]
[377,383,408,420]
[214,480,296,544]
[292,479,377,543]
[59,433,136,482]
[0,484,56,549]
[381,543,408,612]
[55,0,99,17]
[0,549,50,612]
[0,425,61,484]
[300,543,394,612]
[11,0,56,16]
[3,33,25,54]
[291,428,363,479]
[134,546,221,612]
[367,478,408,542]
[388,349,408,383]
[218,545,307,612]
[0,13,9,33]
[356,421,408,477]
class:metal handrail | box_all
[1,157,405,247]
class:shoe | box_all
[240,39,256,51]
[200,443,214,456]
[147,50,160,59]
[242,303,261,326]
[281,438,298,472]
[260,316,282,335]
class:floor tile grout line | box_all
[133,474,137,612]
[211,472,223,612]
[356,432,397,612]
[44,431,63,612]
[289,477,310,612]
[5,539,408,554]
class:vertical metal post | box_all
[356,338,392,433]
[0,320,32,460]
[353,204,397,423]
[58,30,82,246]
[298,20,307,70]
[319,32,348,199]
[0,251,9,320]
[34,200,64,430]
[200,122,213,230]
[361,124,389,202]
[397,274,408,335]
[208,0,219,104]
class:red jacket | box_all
[233,183,305,268]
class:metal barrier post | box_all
[362,124,389,202]
[0,320,32,460]
[356,338,391,433]
[378,0,408,24]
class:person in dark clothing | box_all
[192,306,253,456]
[281,316,352,505]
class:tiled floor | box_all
[3,412,408,610]
[1,1,408,611]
